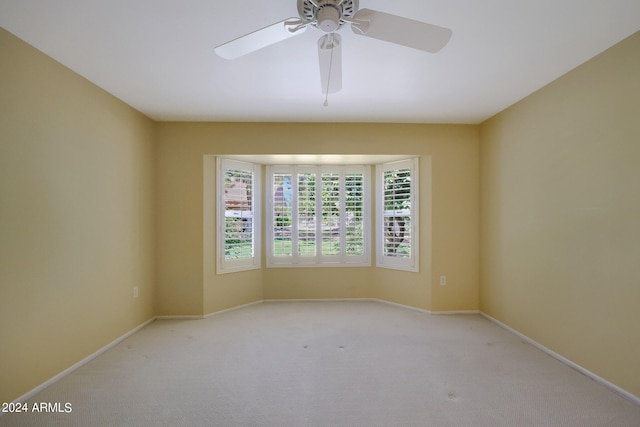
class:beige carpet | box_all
[2,300,639,426]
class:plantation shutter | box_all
[267,165,369,267]
[217,158,260,273]
[376,158,419,271]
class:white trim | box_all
[155,315,204,320]
[431,310,481,315]
[370,298,431,314]
[9,317,155,407]
[262,300,475,316]
[157,301,265,320]
[203,300,264,318]
[264,298,376,304]
[480,312,640,406]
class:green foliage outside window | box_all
[384,168,411,256]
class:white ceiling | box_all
[2,1,639,124]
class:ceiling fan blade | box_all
[318,33,342,94]
[214,19,306,60]
[351,8,452,53]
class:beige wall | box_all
[155,122,479,315]
[0,29,156,403]
[480,31,640,396]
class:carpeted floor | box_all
[2,300,639,426]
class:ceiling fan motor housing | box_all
[298,0,359,32]
[317,6,340,32]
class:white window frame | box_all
[266,165,371,267]
[376,158,419,272]
[216,157,261,274]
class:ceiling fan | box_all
[214,0,452,104]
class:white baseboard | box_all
[431,310,480,315]
[203,300,264,318]
[265,297,480,316]
[10,317,156,407]
[155,300,265,320]
[155,315,204,320]
[264,297,375,304]
[371,298,480,316]
[480,312,640,406]
[369,298,431,314]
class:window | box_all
[216,156,419,273]
[376,158,419,271]
[267,165,370,267]
[217,158,261,273]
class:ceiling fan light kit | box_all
[214,0,452,100]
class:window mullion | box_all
[315,169,322,263]
[291,167,299,264]
[339,169,346,261]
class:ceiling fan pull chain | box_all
[324,34,335,107]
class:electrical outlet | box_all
[133,286,139,298]
[439,276,447,286]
